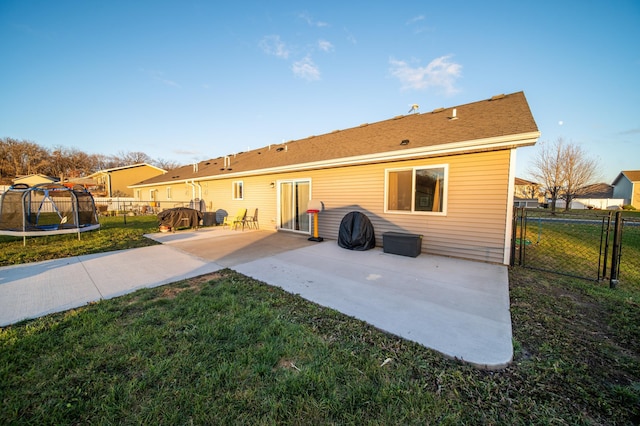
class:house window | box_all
[232,181,244,200]
[167,187,172,199]
[385,165,447,214]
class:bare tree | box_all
[0,139,184,185]
[0,138,11,183]
[114,151,152,166]
[528,138,599,212]
[92,153,120,170]
[0,137,49,179]
[561,143,600,211]
[46,146,73,179]
[529,139,565,212]
[153,158,182,171]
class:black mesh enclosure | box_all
[337,211,376,251]
[0,183,100,234]
[74,186,100,226]
[0,189,24,230]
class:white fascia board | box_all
[89,163,167,177]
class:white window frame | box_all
[384,164,448,216]
[232,180,244,200]
[166,186,172,200]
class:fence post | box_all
[609,211,623,289]
[510,207,518,266]
[518,208,526,266]
[600,212,612,281]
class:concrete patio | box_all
[0,227,513,369]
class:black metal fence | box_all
[92,198,199,215]
[613,216,640,286]
[511,208,640,288]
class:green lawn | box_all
[0,215,159,267]
[1,215,639,424]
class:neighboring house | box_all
[64,177,101,191]
[612,170,640,209]
[514,198,539,208]
[88,163,166,197]
[552,183,623,210]
[514,177,541,208]
[514,177,540,200]
[13,174,60,186]
[132,92,540,265]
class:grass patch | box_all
[0,215,160,266]
[1,212,638,423]
[1,268,639,424]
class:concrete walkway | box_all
[0,227,513,369]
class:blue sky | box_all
[1,1,638,183]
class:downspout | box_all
[194,181,204,211]
[503,148,517,265]
[195,181,203,199]
[187,180,196,200]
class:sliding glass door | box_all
[278,180,310,233]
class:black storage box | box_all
[382,232,423,257]
[202,212,216,227]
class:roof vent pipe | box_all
[449,108,458,120]
[224,156,230,169]
[193,163,198,173]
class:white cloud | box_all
[405,15,431,34]
[344,28,357,45]
[156,76,180,88]
[141,68,181,88]
[292,56,320,81]
[259,35,289,59]
[620,127,640,135]
[298,12,328,27]
[389,55,462,94]
[173,149,201,156]
[318,39,333,52]
[406,15,425,25]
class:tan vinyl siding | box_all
[97,165,165,197]
[308,150,512,264]
[143,150,512,263]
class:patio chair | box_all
[244,208,259,229]
[223,208,247,230]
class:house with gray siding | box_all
[612,170,640,209]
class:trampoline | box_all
[0,183,100,245]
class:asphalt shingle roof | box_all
[135,91,538,186]
[576,183,614,198]
[622,170,640,182]
[515,177,538,186]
